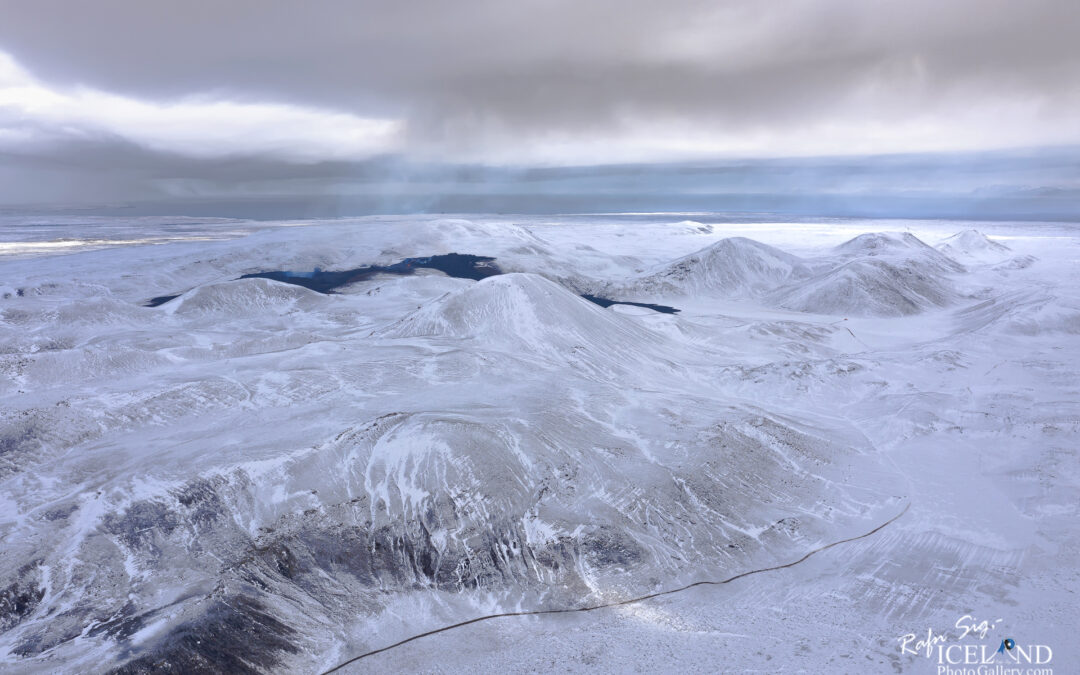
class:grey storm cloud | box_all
[2,0,1079,146]
[0,0,1077,208]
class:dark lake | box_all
[145,294,180,308]
[143,253,499,306]
[239,253,501,292]
[580,294,680,314]
[145,253,679,314]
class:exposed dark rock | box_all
[0,561,44,632]
[109,596,299,675]
[102,500,182,553]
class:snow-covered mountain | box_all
[1,215,1076,673]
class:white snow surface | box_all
[0,214,1077,674]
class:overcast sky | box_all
[0,0,1077,208]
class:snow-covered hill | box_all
[935,228,1012,263]
[618,237,810,298]
[771,258,959,317]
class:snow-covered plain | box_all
[0,214,1077,673]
